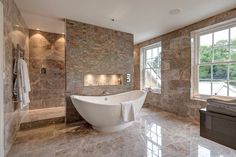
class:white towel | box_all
[17,59,31,109]
[121,101,136,122]
[20,59,31,92]
[207,96,236,105]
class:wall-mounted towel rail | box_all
[13,44,25,110]
[16,44,25,60]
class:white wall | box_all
[0,2,4,157]
[21,11,65,34]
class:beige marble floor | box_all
[8,107,236,157]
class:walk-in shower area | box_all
[20,30,65,130]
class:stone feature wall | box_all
[134,8,236,121]
[29,30,65,110]
[0,0,29,155]
[66,19,134,123]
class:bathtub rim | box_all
[70,90,147,106]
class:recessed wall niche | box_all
[84,74,123,86]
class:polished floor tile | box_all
[7,106,236,157]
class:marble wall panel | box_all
[0,0,29,155]
[29,30,65,110]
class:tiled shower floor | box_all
[8,106,236,157]
[20,107,65,130]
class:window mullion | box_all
[227,28,231,96]
[211,64,213,95]
[229,27,231,61]
[196,35,200,96]
[227,64,230,96]
[211,33,214,95]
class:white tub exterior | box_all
[70,90,147,132]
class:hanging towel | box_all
[17,59,31,109]
[121,101,136,122]
[20,59,31,93]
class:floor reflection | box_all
[198,145,211,157]
[144,121,162,157]
[197,145,227,157]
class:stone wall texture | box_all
[29,30,65,110]
[134,8,236,121]
[0,0,29,155]
[65,19,134,123]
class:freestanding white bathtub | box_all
[70,90,147,132]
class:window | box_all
[141,42,161,93]
[191,19,236,98]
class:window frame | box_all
[140,42,162,93]
[191,18,236,100]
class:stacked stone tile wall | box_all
[134,8,236,121]
[0,0,29,154]
[65,19,134,123]
[29,30,65,110]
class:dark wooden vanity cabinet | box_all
[199,108,236,150]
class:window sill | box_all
[191,96,207,102]
[149,91,161,94]
[143,88,161,94]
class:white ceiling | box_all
[15,0,236,44]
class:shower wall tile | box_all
[0,0,29,155]
[65,20,134,123]
[29,30,65,110]
[134,8,236,121]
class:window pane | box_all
[146,49,152,59]
[145,69,159,89]
[198,80,211,95]
[213,81,227,96]
[229,64,236,80]
[213,46,229,62]
[230,27,236,44]
[200,47,212,63]
[153,48,158,58]
[146,59,152,67]
[153,57,160,69]
[214,29,229,46]
[157,78,161,89]
[151,69,157,78]
[200,34,213,63]
[199,65,211,79]
[229,82,236,97]
[230,44,236,61]
[144,69,151,88]
[200,33,212,47]
[213,65,228,80]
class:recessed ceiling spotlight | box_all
[62,32,65,35]
[169,9,181,15]
[36,28,40,30]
